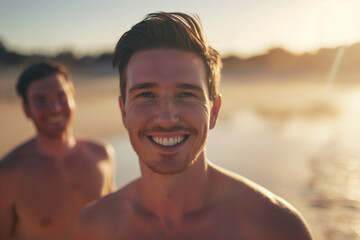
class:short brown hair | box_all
[113,12,222,102]
[16,61,72,104]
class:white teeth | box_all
[152,136,185,146]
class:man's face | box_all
[24,73,75,139]
[119,49,220,175]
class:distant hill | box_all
[222,42,360,76]
[1,40,359,77]
[0,40,113,67]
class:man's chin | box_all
[37,128,68,139]
[143,159,195,175]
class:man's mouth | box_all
[47,115,66,124]
[149,135,188,147]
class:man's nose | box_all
[154,97,179,125]
[48,99,62,112]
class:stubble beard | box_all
[142,153,197,175]
[34,119,70,140]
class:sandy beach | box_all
[1,70,360,239]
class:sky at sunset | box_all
[1,0,359,58]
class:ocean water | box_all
[305,91,360,240]
[107,89,360,240]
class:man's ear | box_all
[22,102,32,119]
[210,95,221,129]
[118,96,128,129]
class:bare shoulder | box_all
[209,163,313,240]
[75,137,116,192]
[0,139,36,198]
[76,137,114,160]
[75,192,117,238]
[77,181,136,223]
[74,181,137,240]
[0,138,36,174]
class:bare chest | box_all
[14,157,105,232]
[109,206,247,240]
[117,219,241,240]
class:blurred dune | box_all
[222,42,360,77]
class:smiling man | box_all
[74,12,313,240]
[0,61,115,240]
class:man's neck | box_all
[35,130,76,159]
[138,155,211,225]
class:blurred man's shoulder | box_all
[76,136,114,160]
[0,138,36,171]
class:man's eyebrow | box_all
[176,83,203,92]
[129,83,158,93]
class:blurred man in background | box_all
[74,12,312,240]
[0,61,115,240]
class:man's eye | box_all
[178,92,195,98]
[137,92,155,98]
[34,97,46,104]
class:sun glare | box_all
[282,0,360,54]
